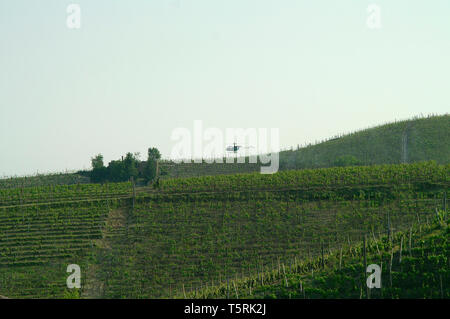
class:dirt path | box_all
[81,208,129,299]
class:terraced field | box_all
[0,173,90,189]
[0,201,114,298]
[159,161,261,179]
[93,195,440,298]
[0,162,448,298]
[191,216,449,299]
[0,182,132,206]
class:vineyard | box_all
[159,161,261,180]
[280,114,450,170]
[0,162,448,298]
[159,161,448,194]
[92,195,443,298]
[0,182,132,206]
[190,215,449,299]
[0,201,112,298]
[0,173,90,189]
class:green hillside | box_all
[193,216,449,299]
[0,162,448,298]
[157,114,450,179]
[280,114,450,170]
[1,115,447,185]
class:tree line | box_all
[89,147,161,185]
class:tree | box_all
[91,154,104,170]
[144,147,161,183]
[90,154,107,183]
[90,150,159,184]
[123,152,139,181]
[148,148,161,161]
[106,160,125,182]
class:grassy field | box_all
[0,162,448,298]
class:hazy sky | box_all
[1,0,449,176]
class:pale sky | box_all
[1,0,449,176]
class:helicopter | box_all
[226,142,253,153]
[226,142,241,153]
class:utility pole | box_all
[401,131,408,164]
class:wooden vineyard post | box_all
[444,191,447,212]
[321,241,324,268]
[334,207,338,241]
[372,229,380,255]
[387,210,391,242]
[20,186,24,205]
[363,235,368,299]
[282,263,288,287]
[131,177,136,210]
[156,159,160,179]
[389,246,393,293]
[260,262,264,285]
[409,227,412,257]
[233,281,239,298]
[278,257,281,275]
[434,193,438,212]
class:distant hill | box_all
[280,114,449,170]
[1,114,447,186]
[159,114,449,178]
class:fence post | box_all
[409,227,412,257]
[363,235,368,298]
[444,191,447,212]
[233,281,239,298]
[389,246,393,290]
[387,210,391,242]
[131,177,136,210]
[321,241,324,268]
